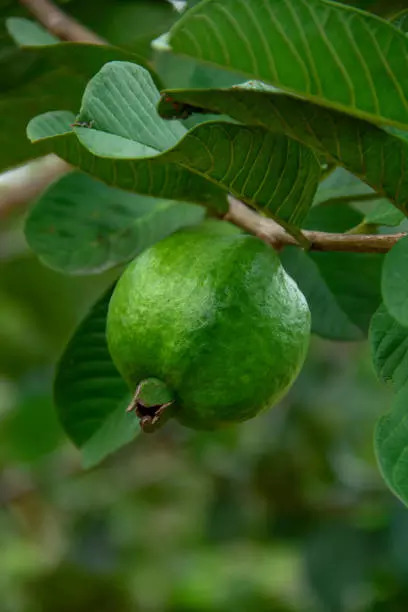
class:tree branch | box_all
[14,0,408,255]
[0,156,69,219]
[19,0,106,44]
[226,197,406,254]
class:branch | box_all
[0,156,69,219]
[19,0,106,44]
[226,197,406,254]
[14,0,408,255]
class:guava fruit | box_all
[107,221,310,432]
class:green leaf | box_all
[375,387,408,506]
[157,84,408,214]
[364,198,405,226]
[382,235,408,327]
[54,289,138,464]
[7,17,59,45]
[305,200,362,233]
[391,9,408,33]
[282,249,383,341]
[370,303,408,391]
[25,171,205,275]
[28,61,321,236]
[168,0,408,130]
[0,21,155,171]
[152,32,242,90]
[81,403,138,469]
[313,167,374,207]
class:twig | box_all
[19,0,106,44]
[14,0,408,255]
[226,197,406,254]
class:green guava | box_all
[107,221,311,432]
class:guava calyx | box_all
[126,378,174,433]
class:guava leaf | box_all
[157,85,408,214]
[312,167,375,207]
[370,303,408,391]
[168,0,408,130]
[370,302,408,507]
[0,18,154,171]
[382,236,408,327]
[282,249,383,341]
[54,289,138,466]
[364,199,405,227]
[7,17,59,45]
[27,61,320,237]
[25,171,205,275]
[375,387,408,507]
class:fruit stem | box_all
[127,378,175,433]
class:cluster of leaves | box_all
[4,0,408,504]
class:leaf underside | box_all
[25,171,206,275]
[158,86,408,215]
[27,61,321,238]
[54,289,138,465]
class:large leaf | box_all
[54,289,138,466]
[382,236,408,327]
[25,171,205,275]
[27,61,321,236]
[375,387,408,506]
[168,0,408,130]
[370,303,408,391]
[158,84,408,214]
[0,19,154,171]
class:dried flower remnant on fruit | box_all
[127,378,174,433]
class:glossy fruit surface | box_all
[107,221,310,430]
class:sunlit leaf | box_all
[168,0,408,129]
[27,61,321,237]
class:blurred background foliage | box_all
[1,0,408,611]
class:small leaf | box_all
[370,303,408,391]
[54,289,138,464]
[364,198,405,227]
[382,235,408,327]
[168,0,408,130]
[25,171,205,274]
[375,387,408,507]
[305,201,362,233]
[313,167,374,206]
[28,61,320,236]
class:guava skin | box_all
[107,221,311,430]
